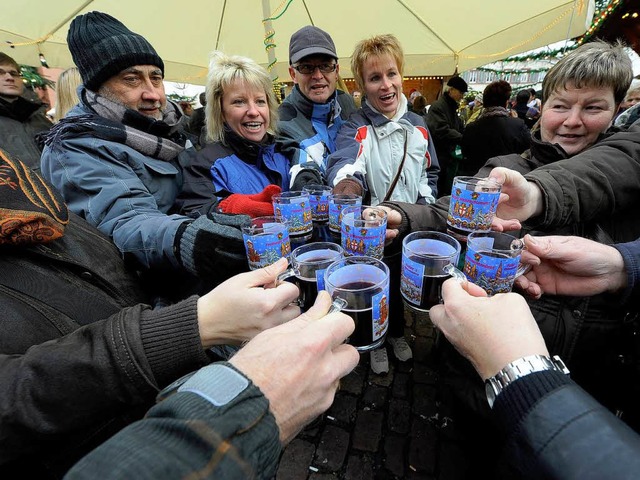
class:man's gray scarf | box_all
[46,89,185,162]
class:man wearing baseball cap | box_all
[277,25,356,189]
[426,75,468,197]
[41,11,250,299]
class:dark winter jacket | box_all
[460,113,530,176]
[176,127,290,216]
[425,92,464,195]
[0,96,51,169]
[477,127,640,421]
[0,211,210,478]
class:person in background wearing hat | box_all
[277,25,356,190]
[0,52,52,169]
[40,12,250,300]
[425,75,468,197]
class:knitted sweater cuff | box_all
[139,296,210,387]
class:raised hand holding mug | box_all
[276,242,344,311]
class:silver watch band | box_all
[485,354,569,408]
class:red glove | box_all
[218,184,281,218]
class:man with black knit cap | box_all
[277,25,356,189]
[41,11,249,297]
[426,75,468,197]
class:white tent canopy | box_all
[1,0,594,85]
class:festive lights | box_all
[483,0,623,76]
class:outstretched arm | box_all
[65,293,359,479]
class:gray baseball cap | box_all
[289,25,337,64]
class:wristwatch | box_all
[485,354,569,408]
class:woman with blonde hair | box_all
[326,34,440,374]
[177,51,290,217]
[53,67,82,123]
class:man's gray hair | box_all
[205,51,279,143]
[542,40,633,105]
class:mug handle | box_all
[512,239,532,279]
[443,263,467,283]
[274,267,303,307]
[328,297,348,314]
[275,267,297,286]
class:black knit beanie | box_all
[67,11,164,91]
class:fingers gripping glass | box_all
[292,63,337,74]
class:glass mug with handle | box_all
[400,231,461,312]
[276,242,344,312]
[324,256,390,352]
[272,191,313,239]
[303,184,332,223]
[242,216,291,270]
[463,231,530,296]
[447,176,501,241]
[340,205,387,260]
[328,194,362,234]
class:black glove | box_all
[291,163,324,191]
[176,213,251,287]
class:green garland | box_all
[19,65,54,89]
[166,93,197,103]
[490,0,621,71]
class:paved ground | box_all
[274,306,483,480]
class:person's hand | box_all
[229,291,359,443]
[372,205,401,244]
[515,235,627,299]
[197,257,301,346]
[490,216,522,233]
[489,167,544,222]
[177,213,251,287]
[430,279,548,380]
[218,184,280,218]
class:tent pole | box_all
[261,0,278,82]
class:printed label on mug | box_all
[463,246,519,296]
[309,194,330,222]
[328,203,344,233]
[400,254,425,307]
[341,220,385,259]
[316,268,327,291]
[274,200,313,235]
[371,286,390,341]
[448,188,500,233]
[243,227,291,270]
